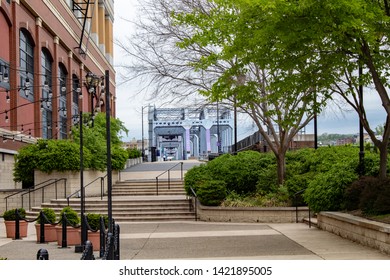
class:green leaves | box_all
[13,113,129,185]
[13,139,85,185]
[70,113,128,171]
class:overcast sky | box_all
[113,1,387,142]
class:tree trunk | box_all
[276,152,286,185]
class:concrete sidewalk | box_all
[0,219,389,260]
[1,160,389,260]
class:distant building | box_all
[235,130,315,152]
[123,138,149,151]
[336,137,356,146]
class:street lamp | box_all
[217,101,221,154]
[141,106,147,162]
[75,71,105,253]
[86,72,104,124]
[358,63,365,175]
[104,70,114,260]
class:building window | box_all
[0,59,10,90]
[72,74,80,115]
[59,64,68,139]
[41,49,53,139]
[19,29,34,101]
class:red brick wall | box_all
[0,0,115,139]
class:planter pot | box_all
[35,224,57,243]
[55,226,81,246]
[4,220,28,239]
[81,230,101,251]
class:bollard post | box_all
[61,212,67,248]
[39,211,45,243]
[14,209,20,240]
[114,223,120,260]
[106,232,114,260]
[99,216,105,258]
[81,240,95,260]
[37,248,49,260]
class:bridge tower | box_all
[147,105,233,161]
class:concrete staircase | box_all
[26,178,195,222]
[112,179,186,196]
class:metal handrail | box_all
[4,179,56,210]
[66,175,107,206]
[4,179,65,211]
[189,187,198,221]
[21,178,67,210]
[155,162,183,195]
[294,189,311,227]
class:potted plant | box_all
[35,208,57,242]
[84,213,108,251]
[2,208,28,239]
[55,206,81,246]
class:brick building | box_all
[0,0,115,189]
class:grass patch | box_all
[221,189,290,208]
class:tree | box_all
[116,0,219,106]
[213,0,390,178]
[71,112,128,171]
[119,0,327,184]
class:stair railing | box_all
[155,162,183,195]
[5,178,67,211]
[66,175,107,206]
[294,189,311,227]
[189,187,198,221]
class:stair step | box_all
[26,178,195,222]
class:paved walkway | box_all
[0,219,389,260]
[1,160,389,260]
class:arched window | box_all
[41,48,53,139]
[19,29,34,101]
[59,64,68,139]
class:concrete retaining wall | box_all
[0,152,22,191]
[198,204,309,223]
[0,170,119,214]
[318,212,390,255]
[34,170,119,198]
[125,158,142,168]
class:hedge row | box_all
[185,146,389,213]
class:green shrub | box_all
[2,208,26,221]
[303,165,358,213]
[197,180,227,206]
[206,151,274,194]
[60,206,80,226]
[36,208,56,224]
[184,164,210,195]
[86,213,108,231]
[112,147,129,170]
[127,148,142,159]
[13,139,92,184]
[359,177,390,215]
[187,146,384,209]
[255,164,278,194]
[14,113,129,183]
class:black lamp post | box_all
[76,71,103,253]
[217,101,221,154]
[141,106,147,162]
[358,63,365,175]
[104,70,115,260]
[76,109,86,253]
